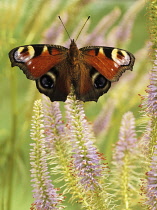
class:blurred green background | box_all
[0,0,148,209]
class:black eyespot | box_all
[94,75,107,89]
[40,75,54,89]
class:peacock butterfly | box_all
[8,20,135,102]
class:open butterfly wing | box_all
[9,45,68,80]
[80,46,135,82]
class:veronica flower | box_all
[41,96,65,154]
[65,90,105,191]
[111,112,142,209]
[30,100,64,210]
[114,112,137,162]
[40,96,76,187]
[64,90,113,209]
[144,52,157,208]
[144,5,157,202]
[146,144,157,209]
[145,53,157,116]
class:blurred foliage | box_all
[0,0,148,209]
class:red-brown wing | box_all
[9,44,68,80]
[80,46,135,82]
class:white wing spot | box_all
[112,49,130,66]
[14,46,35,62]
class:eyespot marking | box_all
[112,49,130,66]
[14,46,35,62]
[37,71,56,91]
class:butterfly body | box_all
[9,39,135,102]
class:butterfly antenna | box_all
[75,16,90,41]
[58,16,72,41]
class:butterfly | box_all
[8,39,135,102]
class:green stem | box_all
[122,154,129,210]
[7,70,17,210]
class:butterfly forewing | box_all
[9,44,68,80]
[80,46,135,82]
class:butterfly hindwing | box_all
[9,44,68,80]
[35,57,111,102]
[80,46,135,82]
[77,64,111,101]
[36,60,72,102]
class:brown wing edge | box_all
[112,52,135,82]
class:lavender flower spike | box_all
[114,111,137,162]
[66,92,103,190]
[144,51,157,116]
[65,89,112,209]
[30,100,64,210]
[112,112,141,209]
[145,52,157,210]
[146,144,157,209]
